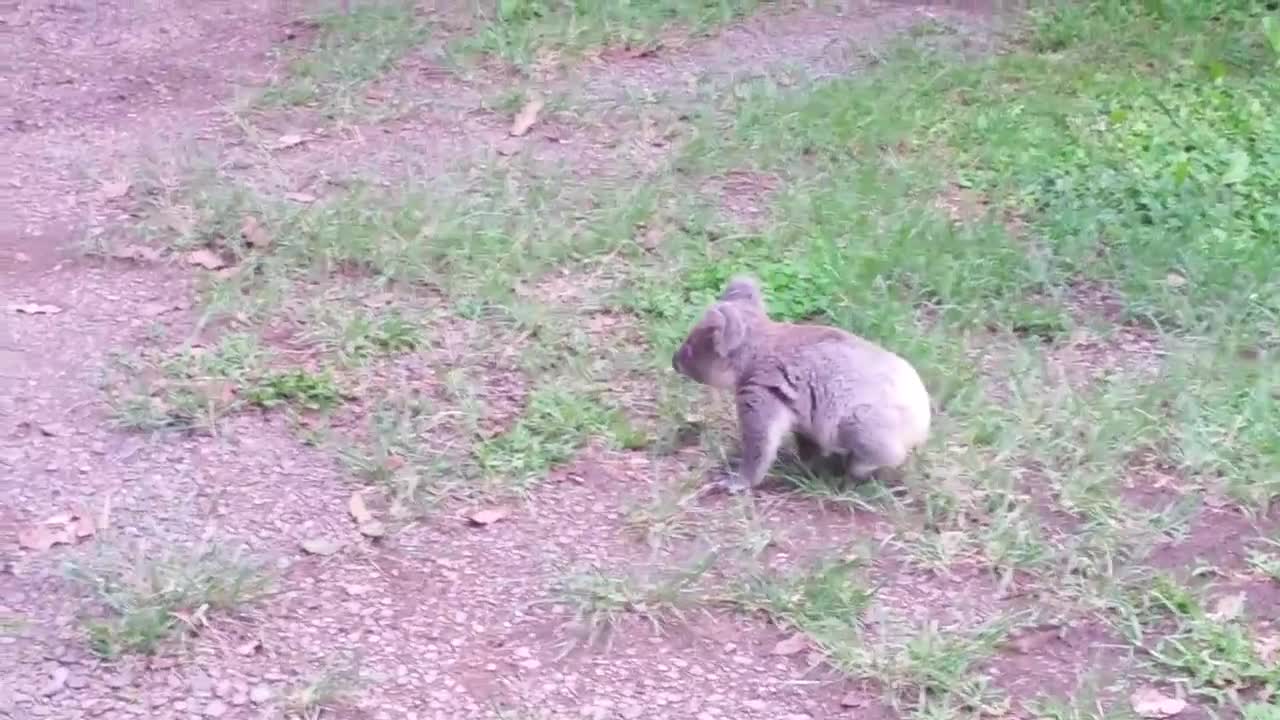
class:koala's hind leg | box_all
[839,426,908,483]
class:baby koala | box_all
[671,275,932,492]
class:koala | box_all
[671,275,932,491]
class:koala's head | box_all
[671,275,764,388]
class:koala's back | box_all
[746,323,931,456]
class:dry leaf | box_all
[284,192,317,204]
[72,513,96,539]
[100,179,131,199]
[509,98,544,137]
[1254,635,1280,664]
[108,244,162,262]
[1004,624,1063,654]
[9,303,63,315]
[300,538,343,556]
[468,507,512,526]
[17,525,73,551]
[1166,272,1187,288]
[357,521,386,538]
[1209,592,1246,622]
[239,216,271,249]
[186,249,226,270]
[273,133,305,149]
[1130,687,1187,719]
[770,633,808,656]
[37,422,70,437]
[235,638,262,656]
[139,302,177,318]
[348,492,374,525]
[839,692,870,709]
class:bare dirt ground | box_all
[5,1,1269,719]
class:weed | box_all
[474,385,643,490]
[64,539,270,658]
[284,660,362,720]
[259,2,427,115]
[554,553,719,650]
[733,554,874,643]
[460,0,762,67]
[243,368,343,411]
[106,335,344,431]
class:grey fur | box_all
[671,275,932,491]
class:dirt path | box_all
[0,2,1013,719]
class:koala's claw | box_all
[707,468,750,495]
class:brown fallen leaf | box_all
[1004,624,1063,654]
[770,633,808,656]
[37,422,70,437]
[839,692,870,709]
[235,638,262,656]
[240,216,271,249]
[1166,272,1188,288]
[273,133,305,149]
[300,538,343,556]
[357,521,386,539]
[1209,592,1246,622]
[108,244,162,262]
[284,192,317,204]
[509,97,544,137]
[1130,687,1187,719]
[100,179,131,199]
[348,492,374,525]
[18,524,74,551]
[467,507,512,526]
[138,301,177,318]
[72,512,96,539]
[186,249,226,270]
[9,303,63,315]
[1255,635,1280,664]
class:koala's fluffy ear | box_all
[719,275,762,307]
[710,302,746,357]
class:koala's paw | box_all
[707,467,750,495]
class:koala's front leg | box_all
[728,386,792,491]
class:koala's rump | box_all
[784,340,930,455]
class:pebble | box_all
[248,685,272,705]
[66,672,88,689]
[41,666,69,696]
[204,700,228,717]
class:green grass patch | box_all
[259,2,427,114]
[64,539,271,658]
[105,333,344,432]
[459,0,765,67]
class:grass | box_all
[105,333,344,432]
[284,659,362,720]
[458,0,766,67]
[63,539,271,658]
[258,1,428,115]
[91,0,1280,712]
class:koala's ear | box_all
[719,275,763,308]
[711,302,746,356]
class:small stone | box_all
[744,699,769,712]
[214,680,233,699]
[189,672,213,696]
[66,672,88,689]
[204,699,228,717]
[248,685,272,705]
[620,706,644,720]
[41,666,69,696]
